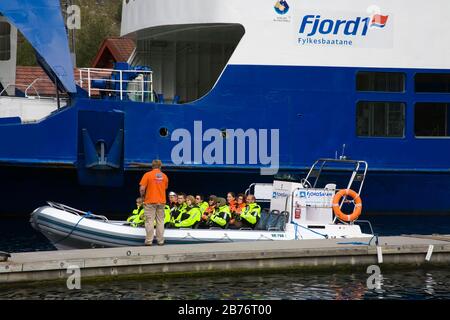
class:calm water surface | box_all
[0,269,449,300]
[0,215,449,300]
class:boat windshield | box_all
[130,23,245,104]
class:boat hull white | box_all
[30,206,372,250]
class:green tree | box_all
[72,0,122,67]
[16,33,36,66]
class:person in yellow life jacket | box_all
[127,197,145,227]
[174,195,201,228]
[195,194,208,214]
[239,194,261,228]
[171,193,187,225]
[151,191,175,228]
[168,191,178,209]
[154,205,172,228]
[208,197,231,228]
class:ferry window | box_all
[415,103,450,137]
[0,22,11,61]
[415,74,450,93]
[357,102,405,137]
[356,72,405,92]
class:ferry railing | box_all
[0,83,40,98]
[78,67,154,103]
[24,78,45,99]
[0,78,65,101]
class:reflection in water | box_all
[424,273,435,296]
[0,269,449,300]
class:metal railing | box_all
[0,77,64,100]
[0,83,40,98]
[24,78,46,98]
[245,183,273,203]
[47,201,109,222]
[78,67,154,102]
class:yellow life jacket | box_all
[127,206,144,227]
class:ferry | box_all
[1,0,450,215]
[30,159,374,250]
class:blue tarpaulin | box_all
[0,0,76,93]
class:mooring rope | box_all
[337,235,379,246]
[290,221,328,239]
[52,212,93,246]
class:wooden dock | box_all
[1,235,450,284]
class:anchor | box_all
[82,128,123,170]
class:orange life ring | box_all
[332,189,362,222]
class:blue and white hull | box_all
[30,205,370,250]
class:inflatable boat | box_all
[30,159,375,250]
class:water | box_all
[1,215,450,300]
[0,218,55,253]
[0,269,449,300]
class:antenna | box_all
[340,144,347,160]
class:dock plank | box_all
[1,236,450,284]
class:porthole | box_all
[159,127,169,137]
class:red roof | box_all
[15,66,81,96]
[14,37,135,97]
[15,66,109,97]
[91,37,136,68]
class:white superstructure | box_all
[121,0,450,70]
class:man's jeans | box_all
[144,204,165,245]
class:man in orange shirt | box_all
[139,160,169,246]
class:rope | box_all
[290,221,328,239]
[52,212,93,246]
[337,235,378,246]
[256,234,275,241]
[220,233,234,242]
[293,223,300,240]
[179,231,235,243]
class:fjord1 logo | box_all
[297,11,392,48]
[274,1,290,15]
